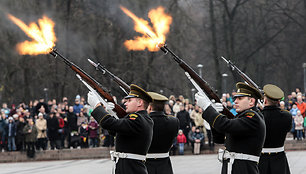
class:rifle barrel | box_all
[87,59,130,94]
[49,49,127,118]
[160,45,234,119]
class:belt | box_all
[218,149,259,174]
[110,151,146,174]
[110,151,146,161]
[262,146,284,153]
[146,152,169,159]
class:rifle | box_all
[49,48,127,118]
[87,59,130,95]
[221,56,264,107]
[221,56,261,91]
[158,44,234,119]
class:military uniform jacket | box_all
[145,111,179,174]
[91,106,153,174]
[258,105,292,174]
[203,106,266,174]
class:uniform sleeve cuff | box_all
[91,105,110,124]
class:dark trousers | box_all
[50,139,60,150]
[222,159,258,174]
[80,136,88,148]
[36,138,47,150]
[259,152,291,174]
[116,158,148,174]
[0,133,7,151]
[182,128,190,144]
[16,139,25,151]
[26,142,35,158]
[59,132,66,149]
[146,157,174,174]
[90,137,98,147]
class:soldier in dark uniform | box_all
[145,92,179,174]
[258,84,292,174]
[195,82,266,174]
[87,84,153,174]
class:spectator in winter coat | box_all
[188,126,196,150]
[56,112,65,149]
[177,104,191,144]
[23,118,37,158]
[0,113,8,151]
[88,116,99,147]
[176,129,187,155]
[73,99,84,115]
[77,110,88,127]
[67,106,78,148]
[79,122,89,148]
[16,116,26,151]
[7,117,16,151]
[1,103,10,118]
[295,110,304,140]
[172,99,182,116]
[290,104,300,116]
[47,112,59,150]
[296,96,306,117]
[194,108,205,132]
[35,113,47,150]
[191,127,204,154]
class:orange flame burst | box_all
[120,6,172,51]
[7,14,56,55]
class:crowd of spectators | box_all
[285,89,306,141]
[168,88,306,155]
[0,87,305,157]
[0,95,114,158]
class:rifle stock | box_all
[50,49,127,118]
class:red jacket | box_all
[177,134,187,143]
[296,102,306,117]
[58,117,65,128]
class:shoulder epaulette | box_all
[166,114,175,117]
[245,111,255,118]
[129,113,139,120]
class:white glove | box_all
[195,92,212,111]
[105,102,115,113]
[87,91,101,108]
[212,102,224,112]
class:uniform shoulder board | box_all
[281,109,290,113]
[166,114,175,117]
[245,112,255,118]
[128,113,139,120]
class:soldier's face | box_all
[125,98,140,113]
[234,96,253,113]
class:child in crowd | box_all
[88,117,99,148]
[290,104,299,116]
[176,129,187,155]
[79,122,89,148]
[295,110,304,141]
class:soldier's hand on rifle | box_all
[195,92,212,111]
[105,102,115,113]
[87,91,101,108]
[103,102,118,118]
[211,100,224,112]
